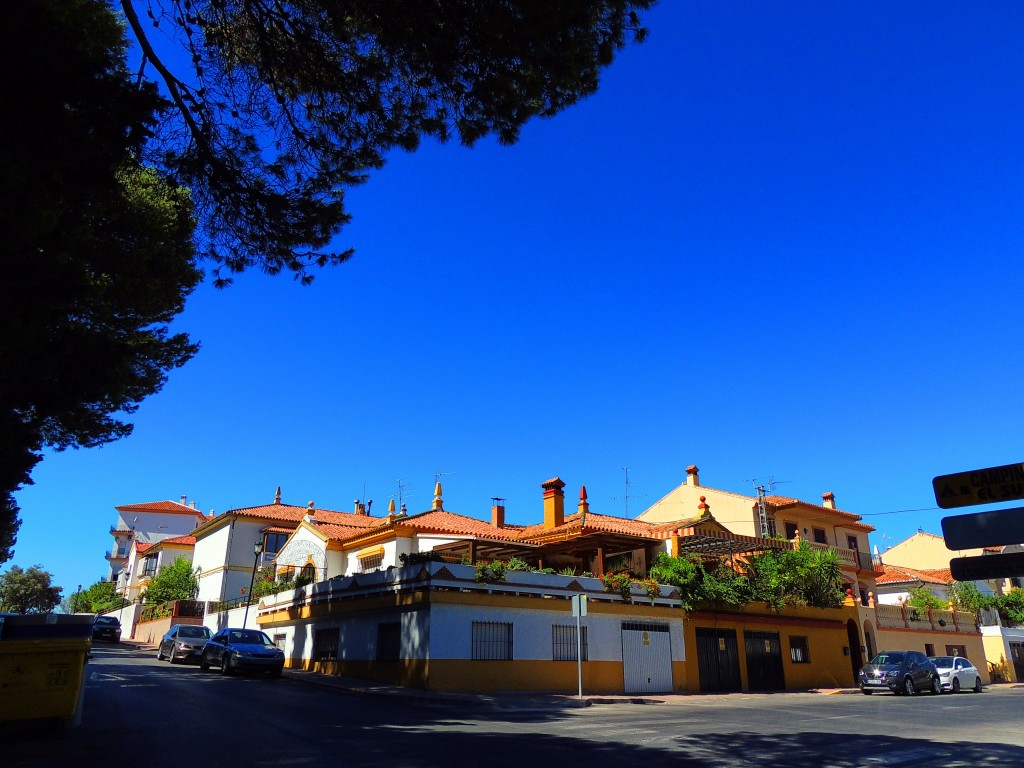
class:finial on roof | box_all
[433,482,443,510]
[274,486,282,505]
[388,499,396,514]
[578,485,590,528]
[697,495,711,516]
[308,500,315,509]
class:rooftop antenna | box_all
[612,467,646,518]
[392,479,416,510]
[749,477,790,538]
[434,470,455,485]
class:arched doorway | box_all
[862,619,876,661]
[847,619,863,684]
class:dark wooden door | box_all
[744,630,785,691]
[695,627,741,693]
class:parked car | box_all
[157,624,212,664]
[858,650,942,695]
[200,628,285,677]
[929,655,984,693]
[92,615,121,642]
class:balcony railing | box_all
[800,541,884,573]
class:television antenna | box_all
[748,477,790,538]
[612,467,646,518]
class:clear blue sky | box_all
[11,1,1024,595]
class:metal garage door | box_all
[744,630,785,691]
[695,627,741,693]
[621,622,673,693]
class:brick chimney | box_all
[542,477,566,529]
[686,465,700,487]
[491,498,505,529]
[822,492,836,510]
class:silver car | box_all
[929,655,983,694]
[157,624,212,664]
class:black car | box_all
[858,650,942,695]
[200,628,285,677]
[92,615,121,642]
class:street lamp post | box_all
[73,584,82,613]
[242,539,264,628]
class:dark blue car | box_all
[200,628,284,677]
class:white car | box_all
[929,655,983,694]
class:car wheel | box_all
[269,667,282,678]
[903,677,915,696]
[156,646,164,661]
[952,677,960,694]
[199,652,210,671]
[930,676,942,695]
[169,648,178,664]
[861,688,872,695]
[220,652,233,675]
[974,676,983,693]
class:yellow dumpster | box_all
[0,615,92,725]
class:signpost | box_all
[950,552,1024,582]
[935,461,1024,581]
[941,507,1024,551]
[570,593,587,698]
[932,462,1024,509]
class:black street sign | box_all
[949,552,1024,582]
[941,507,1024,551]
[933,462,1024,509]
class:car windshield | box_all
[229,630,272,645]
[869,652,904,665]
[96,617,118,626]
[930,656,955,667]
[179,626,210,639]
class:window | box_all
[552,625,588,661]
[313,628,339,661]
[472,621,513,660]
[359,552,384,573]
[784,522,798,540]
[263,532,289,554]
[846,535,859,551]
[946,644,967,657]
[789,636,810,663]
[812,528,828,545]
[1011,577,1023,588]
[273,634,286,650]
[376,622,401,661]
[924,643,935,656]
[300,563,316,582]
[141,556,157,576]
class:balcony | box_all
[105,550,128,561]
[801,540,884,574]
[109,525,133,537]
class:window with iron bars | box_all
[376,622,401,661]
[472,621,513,660]
[359,552,384,573]
[552,624,588,661]
[313,628,339,662]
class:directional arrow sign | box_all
[941,506,1024,551]
[932,462,1024,509]
[950,552,1024,582]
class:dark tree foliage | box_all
[0,565,63,614]
[0,0,200,562]
[122,0,654,283]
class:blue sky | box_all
[10,1,1024,595]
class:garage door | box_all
[621,622,673,693]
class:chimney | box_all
[822,492,836,510]
[578,486,589,528]
[353,499,365,515]
[190,502,197,510]
[274,486,282,505]
[180,495,187,505]
[686,465,700,487]
[433,482,444,510]
[303,500,316,524]
[491,498,506,529]
[542,477,566,529]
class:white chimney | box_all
[686,465,700,487]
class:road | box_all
[5,642,1023,767]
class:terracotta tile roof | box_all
[877,564,953,586]
[134,542,153,554]
[518,511,661,540]
[397,510,525,541]
[262,526,294,535]
[764,495,874,530]
[314,523,377,541]
[194,503,385,537]
[159,535,196,546]
[116,500,207,517]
